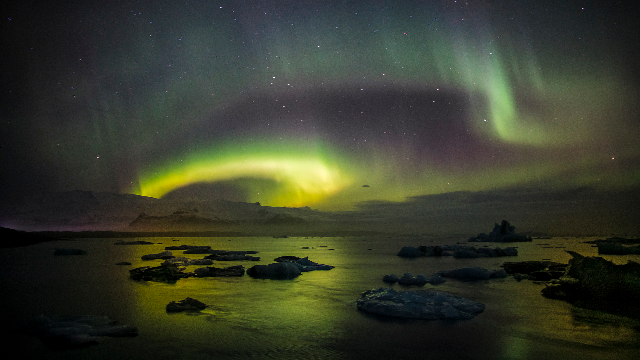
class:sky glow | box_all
[1,1,638,210]
[135,141,353,207]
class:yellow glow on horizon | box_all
[134,141,354,207]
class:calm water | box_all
[1,236,639,360]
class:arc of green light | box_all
[135,153,353,207]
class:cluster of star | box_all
[2,1,637,209]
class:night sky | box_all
[2,0,639,210]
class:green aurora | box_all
[2,1,638,210]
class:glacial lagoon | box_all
[1,236,639,360]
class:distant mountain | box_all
[0,226,58,247]
[0,191,321,233]
[1,187,638,237]
[128,208,234,231]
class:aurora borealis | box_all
[2,0,639,210]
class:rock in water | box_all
[25,315,137,349]
[397,246,425,257]
[193,265,245,277]
[437,267,507,280]
[141,250,174,260]
[501,261,567,281]
[382,274,400,283]
[129,265,186,282]
[273,256,335,271]
[468,220,532,242]
[161,257,213,266]
[429,274,446,285]
[397,273,429,286]
[166,297,207,312]
[357,288,485,320]
[383,273,446,285]
[397,244,518,258]
[247,262,301,279]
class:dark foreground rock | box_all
[54,248,86,255]
[166,297,207,312]
[437,267,507,281]
[357,288,485,320]
[274,256,335,271]
[468,220,532,242]
[397,245,517,258]
[129,265,187,282]
[25,315,137,349]
[193,265,245,277]
[541,251,640,317]
[247,262,301,279]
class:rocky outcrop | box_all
[25,315,137,349]
[468,220,532,242]
[273,256,334,271]
[247,262,301,280]
[141,250,174,260]
[356,288,485,320]
[54,248,86,255]
[193,265,245,277]
[541,251,640,317]
[397,245,517,258]
[437,267,507,281]
[166,297,207,312]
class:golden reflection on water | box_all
[3,236,640,360]
[122,237,357,353]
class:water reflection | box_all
[1,236,639,359]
